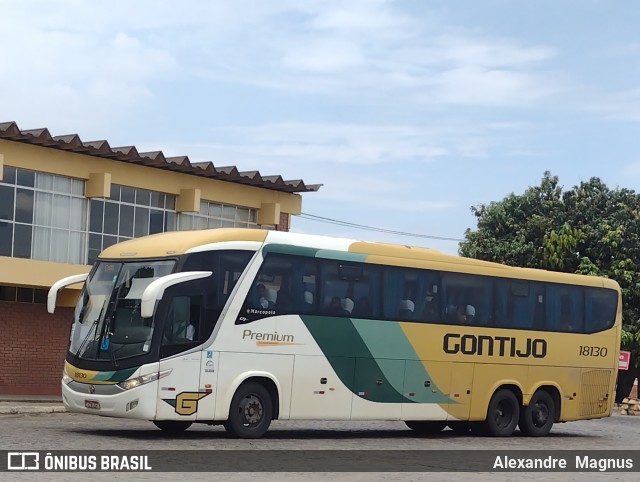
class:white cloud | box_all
[434,35,557,68]
[0,0,568,139]
[586,88,640,121]
[0,3,176,134]
[165,120,529,175]
[282,39,365,73]
[432,66,559,106]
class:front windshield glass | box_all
[69,260,175,363]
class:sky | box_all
[1,0,639,254]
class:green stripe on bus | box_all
[351,319,450,404]
[262,244,367,263]
[315,250,367,262]
[301,315,411,403]
[262,244,320,257]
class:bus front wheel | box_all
[483,388,520,437]
[153,420,193,433]
[224,382,273,439]
[519,390,555,437]
[405,421,447,434]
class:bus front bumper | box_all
[61,379,158,420]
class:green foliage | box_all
[460,172,640,366]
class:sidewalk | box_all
[0,395,65,415]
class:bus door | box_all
[154,288,214,421]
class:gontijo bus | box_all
[48,229,621,438]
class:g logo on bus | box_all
[88,385,96,394]
[163,391,210,416]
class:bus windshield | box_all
[69,260,175,363]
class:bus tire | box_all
[224,381,273,439]
[518,390,555,437]
[405,421,446,434]
[483,388,520,437]
[153,420,192,433]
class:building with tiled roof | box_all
[0,121,320,395]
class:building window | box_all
[1,166,264,267]
[87,184,177,264]
[0,284,47,304]
[178,201,257,230]
[0,166,87,264]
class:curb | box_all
[0,406,66,415]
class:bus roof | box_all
[99,228,269,258]
[98,228,619,290]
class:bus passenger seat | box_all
[265,288,277,308]
[341,297,354,315]
[304,291,314,305]
[398,299,415,319]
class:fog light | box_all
[126,399,139,412]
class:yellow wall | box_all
[0,257,89,306]
[0,139,307,296]
[0,140,303,214]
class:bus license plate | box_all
[85,400,100,409]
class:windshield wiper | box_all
[108,341,119,370]
[96,311,119,370]
[73,298,107,364]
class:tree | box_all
[460,172,640,401]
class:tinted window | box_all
[441,272,490,326]
[239,253,317,324]
[236,252,618,334]
[585,288,617,333]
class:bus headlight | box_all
[62,366,73,385]
[117,369,172,390]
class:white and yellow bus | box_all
[49,228,621,438]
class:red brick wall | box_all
[276,212,290,231]
[0,301,73,396]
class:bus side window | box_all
[510,280,535,329]
[545,284,584,332]
[494,280,509,326]
[238,253,318,323]
[382,267,413,320]
[585,288,617,333]
[351,264,380,319]
[162,294,202,345]
[441,272,489,326]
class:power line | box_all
[295,212,464,242]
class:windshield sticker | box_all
[100,338,110,350]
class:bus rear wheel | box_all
[153,420,192,433]
[519,390,555,437]
[224,382,273,439]
[405,421,447,434]
[483,388,520,437]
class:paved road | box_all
[2,411,639,481]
